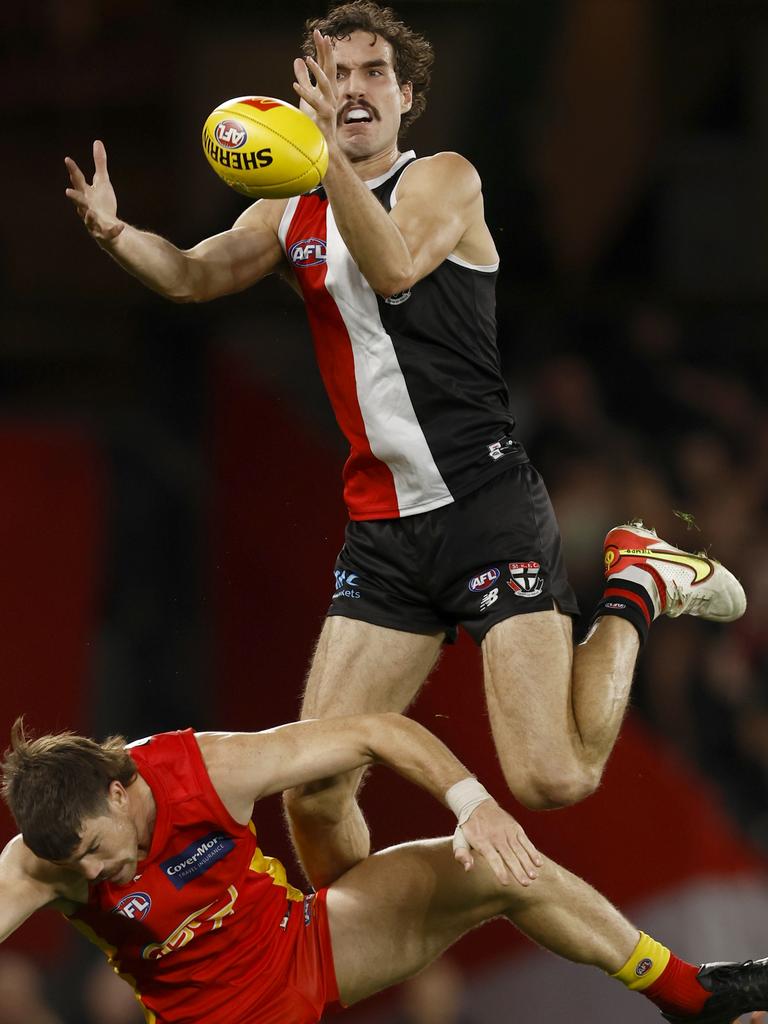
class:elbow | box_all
[372,265,416,300]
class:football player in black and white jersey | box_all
[64,1,745,892]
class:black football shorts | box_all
[326,461,579,645]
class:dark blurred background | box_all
[1,0,768,1021]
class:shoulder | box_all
[233,196,294,233]
[0,834,81,902]
[398,152,483,199]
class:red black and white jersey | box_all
[278,151,526,521]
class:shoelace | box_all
[666,580,711,615]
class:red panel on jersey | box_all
[284,193,399,518]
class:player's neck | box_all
[348,144,403,183]
[130,772,157,859]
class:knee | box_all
[283,772,361,825]
[508,766,602,811]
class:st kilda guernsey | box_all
[278,150,527,521]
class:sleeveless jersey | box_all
[278,150,527,521]
[67,730,313,1024]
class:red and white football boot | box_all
[603,522,746,622]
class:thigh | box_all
[429,463,580,645]
[482,609,578,793]
[325,838,510,1005]
[301,615,442,718]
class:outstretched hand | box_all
[65,140,124,243]
[453,799,543,887]
[293,29,339,145]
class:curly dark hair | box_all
[302,0,434,137]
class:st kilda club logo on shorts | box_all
[290,238,327,268]
[507,561,545,598]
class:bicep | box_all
[199,719,376,814]
[390,155,482,284]
[0,848,58,943]
[183,223,284,301]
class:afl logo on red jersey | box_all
[214,120,247,149]
[113,892,152,921]
[290,237,327,267]
[468,567,500,592]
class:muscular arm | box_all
[198,715,541,891]
[292,33,497,297]
[65,140,287,302]
[198,713,471,823]
[0,836,74,943]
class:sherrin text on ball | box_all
[202,96,329,199]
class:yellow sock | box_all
[612,932,671,991]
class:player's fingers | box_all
[511,831,542,875]
[505,837,538,881]
[453,847,473,873]
[305,55,333,99]
[64,157,88,191]
[64,187,87,211]
[519,831,544,868]
[93,139,109,180]
[294,57,312,89]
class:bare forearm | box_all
[366,713,471,805]
[322,147,412,295]
[99,225,199,302]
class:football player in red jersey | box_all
[1,715,766,1024]
[64,1,746,892]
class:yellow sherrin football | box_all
[202,96,329,200]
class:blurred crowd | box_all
[509,303,768,853]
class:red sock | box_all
[643,954,710,1017]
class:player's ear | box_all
[401,81,413,113]
[108,780,128,808]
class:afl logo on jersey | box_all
[468,567,500,592]
[290,237,327,267]
[113,892,152,921]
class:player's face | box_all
[333,31,413,160]
[60,792,140,886]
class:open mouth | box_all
[341,106,375,126]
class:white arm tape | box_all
[452,824,470,853]
[445,777,493,826]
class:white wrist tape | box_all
[445,777,493,826]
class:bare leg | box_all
[326,837,638,1005]
[283,616,443,887]
[482,610,639,809]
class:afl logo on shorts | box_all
[468,568,500,592]
[214,120,248,150]
[290,238,327,267]
[113,892,152,921]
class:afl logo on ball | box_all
[290,237,327,267]
[635,958,653,977]
[113,892,152,921]
[214,119,247,149]
[468,568,500,592]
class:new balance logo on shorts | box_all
[507,561,545,598]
